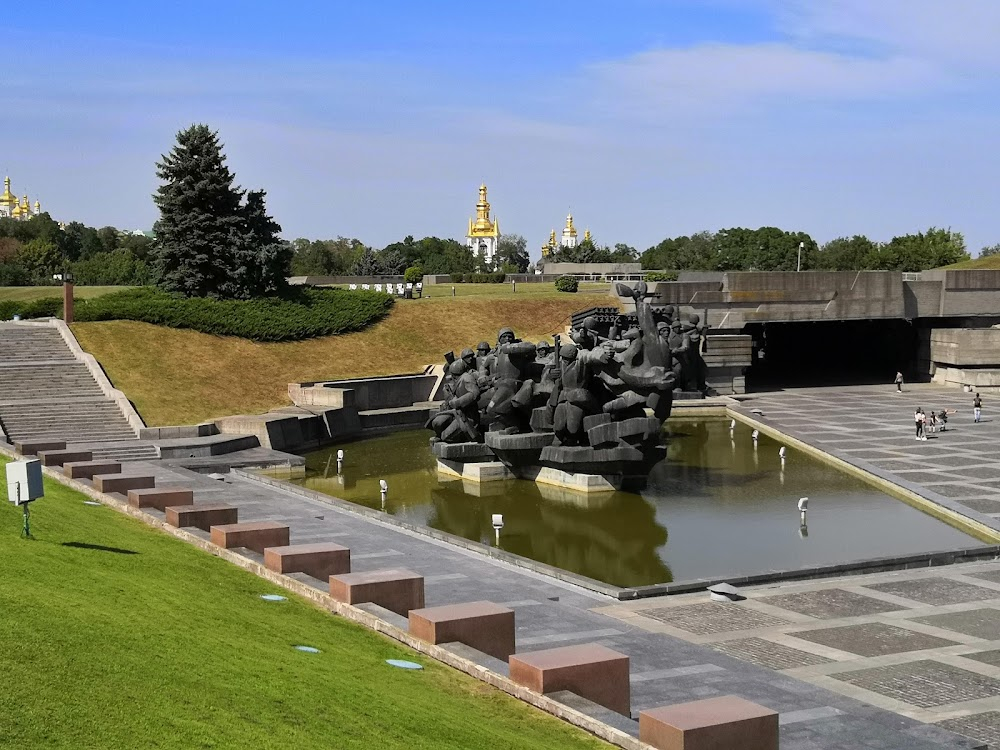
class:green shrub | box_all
[450,273,464,283]
[404,266,424,284]
[75,286,394,342]
[555,276,579,293]
[0,297,63,321]
[644,271,678,282]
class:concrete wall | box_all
[618,270,1000,331]
[540,262,642,277]
[929,328,1000,367]
[288,275,405,286]
[295,374,437,411]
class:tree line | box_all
[0,123,981,295]
[641,227,971,273]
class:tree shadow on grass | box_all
[61,541,139,555]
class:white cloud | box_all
[588,43,940,120]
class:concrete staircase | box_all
[0,322,157,461]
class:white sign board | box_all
[6,459,44,505]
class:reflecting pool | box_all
[289,420,982,587]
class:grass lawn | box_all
[938,255,1000,270]
[73,292,614,426]
[0,454,608,750]
[0,285,129,301]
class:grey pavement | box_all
[76,452,995,750]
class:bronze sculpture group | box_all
[428,282,710,480]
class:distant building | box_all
[540,213,591,259]
[0,176,42,221]
[466,183,499,268]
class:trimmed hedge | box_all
[555,276,579,293]
[74,286,394,342]
[450,272,506,283]
[0,297,63,321]
[644,271,679,282]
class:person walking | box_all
[929,411,938,434]
[894,371,904,393]
[940,408,953,431]
[915,407,925,440]
[974,393,983,423]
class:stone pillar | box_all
[63,282,74,325]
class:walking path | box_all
[53,446,992,750]
[731,384,1000,536]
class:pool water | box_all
[289,420,982,587]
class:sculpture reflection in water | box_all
[427,281,710,486]
[296,429,672,587]
[427,480,672,587]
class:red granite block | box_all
[509,643,630,715]
[409,601,515,660]
[639,696,778,750]
[127,487,194,511]
[329,569,424,616]
[210,521,289,553]
[264,543,350,579]
[165,503,238,532]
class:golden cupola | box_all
[583,229,592,243]
[467,183,499,238]
[34,200,41,214]
[564,213,578,238]
[0,177,16,211]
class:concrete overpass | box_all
[612,270,1000,393]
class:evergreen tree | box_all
[153,124,244,297]
[227,189,291,298]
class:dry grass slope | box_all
[73,294,612,426]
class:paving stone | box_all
[961,650,1000,668]
[892,472,966,484]
[710,637,833,670]
[870,460,926,471]
[762,589,909,620]
[913,609,1000,640]
[864,578,1000,606]
[936,711,1000,748]
[955,498,1000,513]
[927,483,991,499]
[638,603,790,634]
[931,455,995,469]
[969,480,1000,492]
[833,660,1000,708]
[790,622,958,657]
[956,467,1000,481]
[971,571,1000,586]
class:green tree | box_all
[872,227,969,271]
[980,243,1000,258]
[641,232,715,270]
[228,189,290,298]
[153,124,245,297]
[496,234,529,272]
[351,247,381,276]
[16,238,61,283]
[814,235,880,270]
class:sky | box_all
[4,0,1000,259]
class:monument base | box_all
[436,459,513,482]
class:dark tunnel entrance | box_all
[744,319,918,389]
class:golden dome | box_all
[467,183,498,238]
[564,213,578,237]
[583,228,592,242]
[0,176,15,207]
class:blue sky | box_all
[5,1,1000,258]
